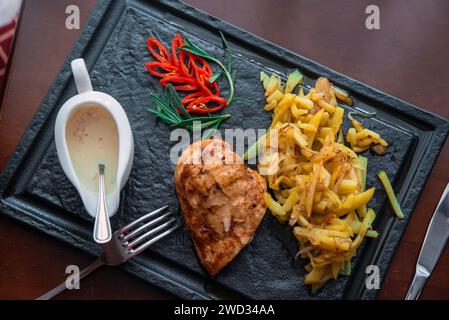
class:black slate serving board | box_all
[1,0,448,300]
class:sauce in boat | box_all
[65,104,119,194]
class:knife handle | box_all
[405,182,449,300]
[405,266,429,300]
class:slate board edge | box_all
[0,0,447,300]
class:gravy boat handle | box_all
[71,58,93,94]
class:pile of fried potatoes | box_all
[347,118,388,155]
[257,71,385,291]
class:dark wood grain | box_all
[0,0,448,299]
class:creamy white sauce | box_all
[65,104,119,194]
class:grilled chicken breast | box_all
[174,139,266,276]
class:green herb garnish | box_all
[348,111,377,121]
[146,84,230,136]
[181,32,235,105]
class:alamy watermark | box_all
[365,265,380,290]
[65,264,80,290]
[365,5,380,30]
[65,5,80,30]
[169,123,279,175]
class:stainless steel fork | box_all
[36,206,178,300]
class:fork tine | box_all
[127,218,177,249]
[119,206,168,235]
[124,212,172,241]
[130,225,179,256]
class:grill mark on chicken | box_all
[174,139,266,276]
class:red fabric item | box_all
[0,17,17,91]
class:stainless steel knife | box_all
[405,182,449,299]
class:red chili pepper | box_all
[145,34,227,114]
[145,62,178,78]
[188,54,212,76]
[194,70,213,96]
[160,76,198,91]
[147,38,172,64]
[182,91,203,105]
[186,96,227,114]
[178,50,190,76]
[171,34,184,69]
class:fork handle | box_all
[93,164,112,243]
[36,259,104,300]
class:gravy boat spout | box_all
[54,58,134,219]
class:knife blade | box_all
[405,182,449,300]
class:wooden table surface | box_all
[0,0,448,300]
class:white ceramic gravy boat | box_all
[55,58,134,229]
